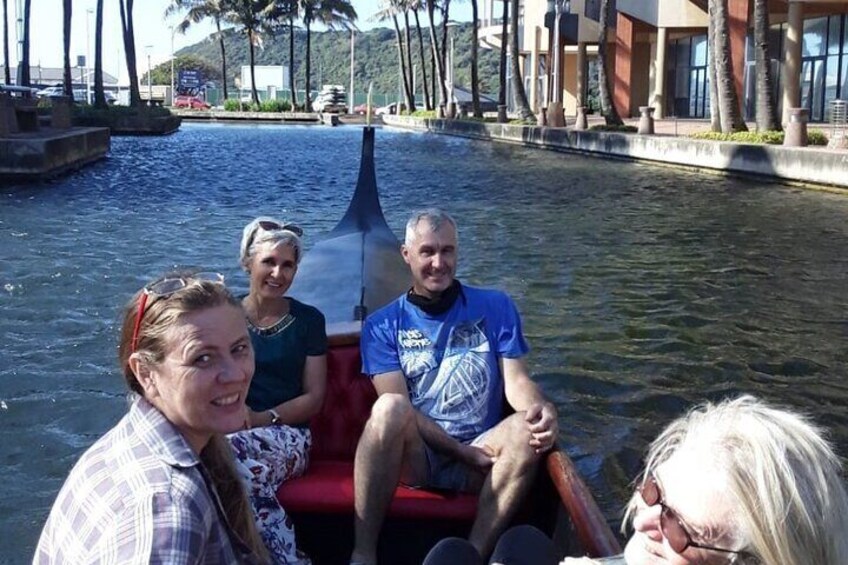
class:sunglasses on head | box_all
[257,220,303,237]
[130,272,225,354]
[639,473,749,558]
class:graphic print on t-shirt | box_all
[400,318,491,439]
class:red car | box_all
[173,95,211,110]
[353,103,374,115]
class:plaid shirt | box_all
[34,396,256,564]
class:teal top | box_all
[244,297,327,428]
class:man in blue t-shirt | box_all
[351,209,559,564]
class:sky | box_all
[6,0,471,84]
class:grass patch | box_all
[690,129,829,146]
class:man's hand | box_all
[458,443,497,472]
[525,402,558,454]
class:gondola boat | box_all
[279,126,622,564]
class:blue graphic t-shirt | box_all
[361,285,529,442]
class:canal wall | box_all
[383,116,848,192]
[0,127,110,180]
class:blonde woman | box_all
[228,217,327,564]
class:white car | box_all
[375,103,398,116]
[36,85,63,98]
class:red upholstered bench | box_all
[276,323,479,522]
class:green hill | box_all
[177,22,502,104]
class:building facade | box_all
[480,0,848,123]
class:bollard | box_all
[448,101,457,119]
[437,104,446,119]
[537,107,547,127]
[638,106,655,134]
[574,106,588,131]
[546,102,565,127]
[497,104,508,123]
[783,107,809,147]
[51,96,73,129]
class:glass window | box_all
[842,56,848,100]
[677,40,691,71]
[825,55,840,115]
[803,17,827,57]
[768,23,784,61]
[827,15,842,55]
[692,35,708,67]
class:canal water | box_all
[2,123,847,563]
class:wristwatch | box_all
[268,408,281,425]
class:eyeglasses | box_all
[130,272,225,354]
[257,220,303,237]
[639,474,747,557]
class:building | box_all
[1,65,119,92]
[478,0,848,123]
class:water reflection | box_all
[1,123,847,560]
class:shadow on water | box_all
[2,122,848,561]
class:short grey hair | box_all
[625,395,848,565]
[239,216,303,271]
[404,208,458,246]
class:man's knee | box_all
[365,393,415,440]
[501,413,541,464]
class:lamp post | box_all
[145,44,153,105]
[169,26,175,106]
[349,29,354,113]
[445,20,460,118]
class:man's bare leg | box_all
[351,394,427,564]
[467,413,541,559]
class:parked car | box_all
[375,102,399,116]
[36,85,63,98]
[174,95,211,110]
[353,103,374,115]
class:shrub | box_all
[259,99,291,113]
[410,110,436,118]
[223,99,240,112]
[690,129,830,146]
[589,124,638,133]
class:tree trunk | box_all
[598,0,623,125]
[439,0,451,94]
[403,12,416,111]
[118,0,140,107]
[20,0,32,86]
[753,0,779,131]
[413,9,431,111]
[3,0,10,84]
[393,15,414,112]
[289,17,297,108]
[498,0,507,108]
[249,30,259,105]
[62,0,72,97]
[711,0,747,132]
[216,18,228,101]
[426,0,447,108]
[93,0,106,107]
[707,1,720,131]
[305,20,312,109]
[470,0,481,117]
[509,0,533,119]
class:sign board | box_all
[240,65,289,91]
[179,70,204,89]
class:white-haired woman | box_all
[228,217,327,564]
[425,395,848,565]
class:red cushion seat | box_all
[277,461,478,520]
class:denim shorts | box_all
[420,430,491,493]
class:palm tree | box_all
[497,0,507,120]
[300,0,357,111]
[62,0,72,97]
[597,0,623,125]
[2,0,10,84]
[710,0,746,132]
[469,0,481,117]
[403,11,416,109]
[167,0,232,101]
[508,0,533,119]
[19,0,32,86]
[425,0,447,110]
[93,0,107,107]
[375,0,415,112]
[410,0,431,111]
[118,0,141,106]
[288,14,298,107]
[707,2,720,131]
[753,0,779,131]
[224,0,274,105]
